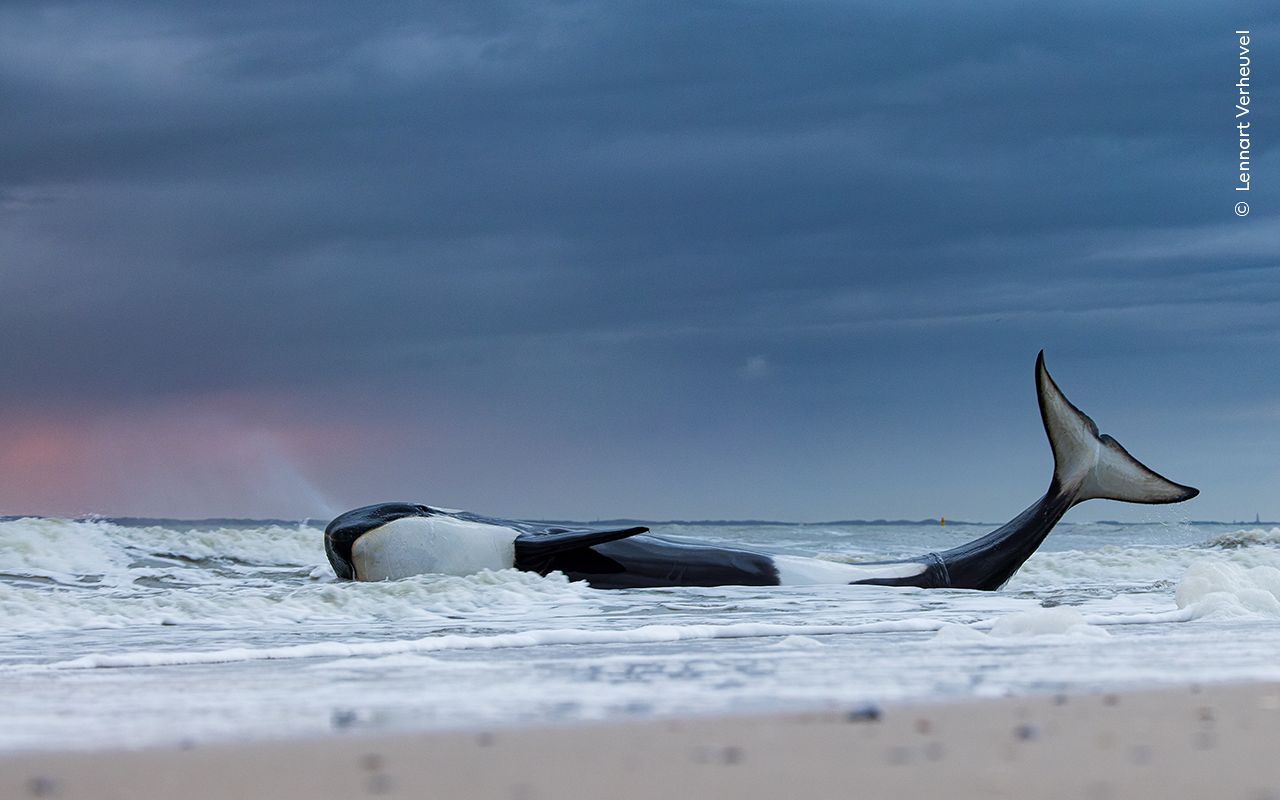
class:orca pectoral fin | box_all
[514,526,649,570]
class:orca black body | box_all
[325,353,1198,590]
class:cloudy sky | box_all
[0,1,1275,522]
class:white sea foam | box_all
[1176,560,1280,618]
[1008,534,1280,593]
[0,517,323,580]
[935,608,1113,644]
[0,563,599,633]
[42,619,950,670]
[1198,527,1280,550]
[0,517,135,578]
[989,607,1110,638]
[7,518,1280,752]
[765,635,829,649]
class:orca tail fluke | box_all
[1036,351,1198,506]
[927,352,1198,591]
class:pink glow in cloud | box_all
[0,393,402,519]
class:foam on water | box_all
[0,568,604,633]
[933,607,1110,644]
[1009,533,1280,593]
[45,618,953,670]
[1176,560,1280,618]
[5,517,1280,750]
[1198,527,1280,550]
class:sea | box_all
[4,513,1280,752]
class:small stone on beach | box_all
[847,705,882,723]
[331,709,358,729]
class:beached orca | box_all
[325,352,1197,590]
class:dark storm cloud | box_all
[0,1,1275,518]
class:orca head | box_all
[324,502,432,580]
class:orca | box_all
[324,352,1198,590]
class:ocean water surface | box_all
[4,514,1280,750]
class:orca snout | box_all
[324,502,430,580]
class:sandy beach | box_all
[4,681,1278,800]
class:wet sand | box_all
[3,682,1279,799]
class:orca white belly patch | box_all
[351,516,517,581]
